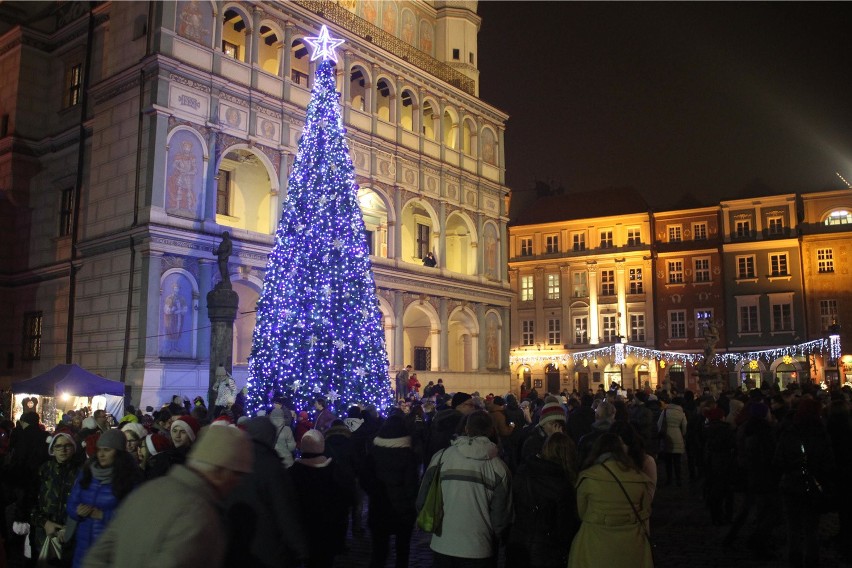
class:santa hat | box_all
[47,428,77,456]
[82,432,101,457]
[171,415,201,442]
[82,416,98,431]
[121,422,147,440]
[145,433,171,456]
[211,414,234,427]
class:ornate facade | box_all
[0,1,512,407]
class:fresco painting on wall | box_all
[382,2,398,34]
[159,272,194,357]
[419,21,433,54]
[166,129,203,218]
[484,224,498,279]
[401,10,415,44]
[176,0,212,47]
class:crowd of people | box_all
[1,376,850,568]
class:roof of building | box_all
[512,186,651,226]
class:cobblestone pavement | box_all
[335,478,850,567]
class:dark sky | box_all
[476,2,852,213]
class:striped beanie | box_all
[538,402,566,426]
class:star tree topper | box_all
[304,25,345,63]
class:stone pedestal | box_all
[207,284,239,408]
[696,366,725,397]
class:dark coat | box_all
[289,459,354,559]
[426,407,463,460]
[225,437,308,567]
[362,435,419,533]
[774,420,835,499]
[508,456,579,568]
[566,405,595,446]
[737,417,778,493]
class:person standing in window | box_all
[422,252,437,267]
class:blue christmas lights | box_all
[246,55,392,416]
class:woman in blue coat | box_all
[67,429,139,567]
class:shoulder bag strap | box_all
[601,462,649,538]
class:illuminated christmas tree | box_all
[246,26,391,415]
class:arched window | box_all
[461,118,477,157]
[376,78,393,122]
[357,187,389,258]
[442,108,458,149]
[350,67,368,111]
[290,39,310,86]
[825,209,852,226]
[222,8,249,62]
[216,148,276,235]
[481,127,498,166]
[258,23,282,75]
[401,200,437,264]
[400,89,416,131]
[448,307,478,372]
[422,100,439,141]
[445,211,477,275]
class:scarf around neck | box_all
[91,463,114,483]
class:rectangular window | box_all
[546,273,560,300]
[820,300,838,331]
[574,316,588,344]
[694,258,711,283]
[572,271,588,297]
[818,249,834,273]
[600,270,615,295]
[735,219,751,238]
[414,346,431,371]
[629,268,644,294]
[627,228,641,246]
[696,309,714,337]
[667,260,684,284]
[59,187,74,237]
[668,225,682,242]
[772,303,793,331]
[572,232,586,251]
[767,216,784,235]
[65,63,82,107]
[216,170,231,215]
[602,315,617,342]
[519,237,533,257]
[693,222,707,240]
[547,318,561,345]
[600,230,613,249]
[452,48,460,60]
[736,255,755,279]
[521,320,535,346]
[222,40,239,59]
[416,223,430,259]
[520,275,534,302]
[545,234,559,254]
[769,253,789,276]
[630,313,645,342]
[739,305,759,333]
[22,311,43,361]
[669,310,686,339]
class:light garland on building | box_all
[510,338,836,369]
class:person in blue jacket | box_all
[67,428,139,567]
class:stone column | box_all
[615,258,627,338]
[393,291,405,367]
[206,237,239,407]
[437,200,446,268]
[476,303,486,371]
[140,250,163,358]
[439,297,449,371]
[588,262,599,344]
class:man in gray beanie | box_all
[83,425,253,567]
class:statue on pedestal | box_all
[213,231,232,289]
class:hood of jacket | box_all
[450,435,499,460]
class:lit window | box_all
[602,315,617,342]
[669,310,686,339]
[696,309,713,337]
[600,270,615,295]
[667,260,684,284]
[668,225,682,242]
[627,228,641,246]
[629,268,643,294]
[546,273,560,300]
[574,317,588,344]
[825,210,852,226]
[547,318,561,345]
[736,256,755,279]
[694,258,711,283]
[216,170,231,215]
[572,272,588,297]
[65,63,82,107]
[520,275,534,301]
[817,249,834,273]
[820,300,838,331]
[22,311,43,361]
[521,320,535,346]
[222,40,239,59]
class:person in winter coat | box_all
[566,395,596,446]
[826,398,852,560]
[568,433,654,568]
[295,411,313,449]
[657,396,687,486]
[268,408,296,467]
[407,374,421,399]
[774,397,836,567]
[362,415,420,568]
[425,392,476,460]
[312,397,336,434]
[702,407,737,525]
[577,401,616,467]
[507,432,580,568]
[225,417,308,568]
[288,430,354,568]
[29,428,84,563]
[66,429,140,568]
[416,410,512,564]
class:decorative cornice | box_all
[92,75,142,105]
[219,92,247,107]
[169,73,212,94]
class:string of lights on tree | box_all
[246,25,392,416]
[509,337,838,370]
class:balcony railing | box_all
[287,0,476,96]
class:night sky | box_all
[476,2,852,214]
